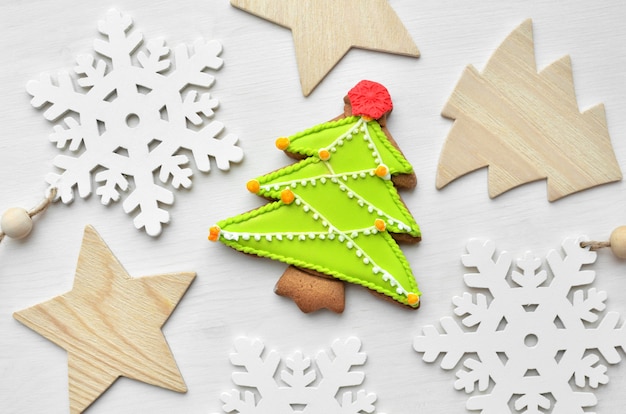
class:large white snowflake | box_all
[27,9,243,236]
[216,336,382,413]
[413,237,626,414]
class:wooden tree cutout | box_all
[436,19,622,201]
[14,225,195,413]
[230,0,419,96]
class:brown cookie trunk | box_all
[274,265,421,312]
[275,266,345,313]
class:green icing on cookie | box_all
[213,116,421,308]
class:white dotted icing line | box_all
[319,117,382,165]
[224,116,416,298]
[316,116,411,231]
[323,116,365,152]
[260,168,373,191]
[261,117,387,192]
[293,193,410,296]
[260,172,412,232]
[359,118,384,165]
[222,192,410,297]
[333,176,412,232]
[221,226,379,242]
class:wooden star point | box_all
[14,225,195,413]
[231,0,419,96]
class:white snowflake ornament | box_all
[413,237,626,414]
[217,336,382,414]
[27,9,243,236]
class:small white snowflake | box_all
[27,9,243,236]
[217,336,382,414]
[413,237,626,414]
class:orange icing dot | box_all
[246,179,260,193]
[275,137,290,150]
[318,149,331,161]
[374,219,386,231]
[407,293,419,306]
[375,164,389,177]
[281,188,295,204]
[362,116,373,122]
[208,225,221,241]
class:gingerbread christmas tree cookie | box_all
[210,81,421,312]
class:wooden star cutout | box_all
[13,225,195,413]
[231,0,419,96]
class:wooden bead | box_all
[1,207,33,239]
[609,226,626,259]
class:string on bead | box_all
[0,187,57,243]
[580,226,626,259]
[580,240,611,251]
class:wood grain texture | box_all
[436,19,622,201]
[13,225,195,413]
[230,0,419,96]
[2,2,626,413]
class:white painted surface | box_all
[1,1,625,413]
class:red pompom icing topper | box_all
[347,80,393,120]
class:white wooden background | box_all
[1,1,626,413]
